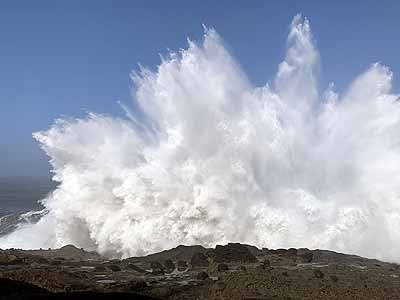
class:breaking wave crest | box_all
[1,15,400,261]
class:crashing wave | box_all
[1,15,400,261]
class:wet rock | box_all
[109,259,121,264]
[191,252,209,267]
[107,264,121,272]
[150,261,165,275]
[177,260,188,271]
[94,265,107,272]
[128,280,148,290]
[209,243,257,263]
[163,259,175,272]
[126,263,147,273]
[314,269,324,279]
[197,271,209,280]
[217,263,229,272]
[1,243,398,299]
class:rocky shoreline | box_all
[1,243,399,299]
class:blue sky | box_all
[1,0,399,178]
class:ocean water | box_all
[0,177,55,216]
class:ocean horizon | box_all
[0,176,56,216]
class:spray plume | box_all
[1,16,400,261]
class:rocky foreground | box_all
[0,244,400,299]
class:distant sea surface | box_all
[0,177,56,216]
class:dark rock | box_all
[255,259,271,271]
[330,275,339,282]
[0,277,50,297]
[54,257,66,261]
[256,263,266,270]
[191,252,209,267]
[177,260,188,271]
[124,244,208,264]
[217,263,229,272]
[163,259,175,272]
[0,254,18,265]
[208,243,257,263]
[94,265,107,272]
[299,251,313,263]
[268,248,297,257]
[36,244,101,261]
[197,271,209,280]
[109,259,121,264]
[27,256,49,265]
[125,263,147,273]
[269,249,288,256]
[150,261,165,274]
[50,260,62,266]
[263,259,271,267]
[107,264,121,272]
[1,243,397,299]
[243,244,263,256]
[314,269,324,279]
[128,280,148,290]
[214,281,226,291]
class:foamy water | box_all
[1,15,400,261]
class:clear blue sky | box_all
[1,0,399,178]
